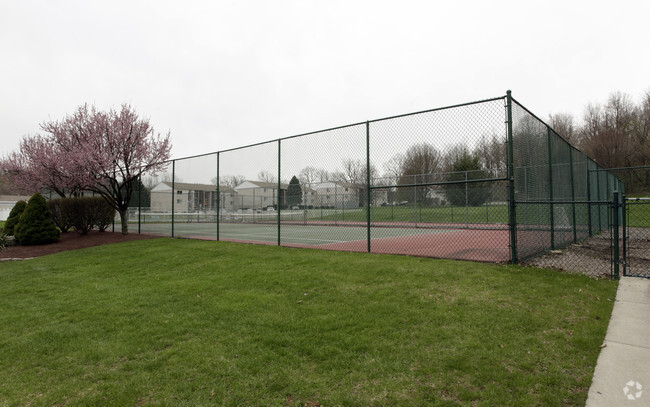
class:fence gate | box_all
[623,197,650,278]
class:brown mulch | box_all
[0,230,161,259]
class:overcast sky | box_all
[1,0,649,161]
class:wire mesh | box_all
[367,98,509,262]
[124,92,633,275]
[511,102,551,260]
[218,142,279,245]
[279,124,367,250]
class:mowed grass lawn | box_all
[0,239,616,406]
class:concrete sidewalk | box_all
[587,277,650,406]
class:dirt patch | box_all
[526,227,650,278]
[0,230,160,260]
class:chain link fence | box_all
[126,92,637,274]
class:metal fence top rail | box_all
[165,93,511,163]
[589,165,650,172]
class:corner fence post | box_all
[171,159,175,238]
[277,139,281,246]
[612,190,620,280]
[216,151,220,241]
[547,127,554,249]
[506,90,518,263]
[366,121,371,253]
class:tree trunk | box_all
[118,208,129,235]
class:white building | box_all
[150,182,235,213]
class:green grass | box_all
[0,239,617,406]
[317,204,509,224]
[627,201,650,227]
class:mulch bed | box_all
[1,230,161,259]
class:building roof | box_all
[153,182,234,193]
[234,180,289,190]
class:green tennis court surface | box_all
[140,222,449,245]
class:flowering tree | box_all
[2,104,171,234]
[1,135,83,198]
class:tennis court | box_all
[139,220,511,262]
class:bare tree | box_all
[475,134,507,174]
[383,154,404,181]
[549,112,579,145]
[216,174,246,188]
[257,170,277,183]
[315,168,331,183]
[581,92,637,168]
[395,143,441,204]
[298,166,318,186]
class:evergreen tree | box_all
[287,176,302,207]
[14,193,60,245]
[444,151,491,206]
[3,200,26,236]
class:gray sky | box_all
[1,0,649,161]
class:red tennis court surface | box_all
[212,227,512,263]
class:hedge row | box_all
[48,197,115,235]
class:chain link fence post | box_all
[216,151,220,241]
[506,90,518,263]
[171,159,175,238]
[612,189,620,279]
[547,126,555,249]
[277,139,281,246]
[366,121,371,253]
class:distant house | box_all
[233,181,287,210]
[150,182,235,213]
[0,195,31,221]
[312,181,363,208]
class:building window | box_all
[177,190,183,195]
[177,199,182,204]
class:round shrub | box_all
[14,193,60,245]
[4,200,27,236]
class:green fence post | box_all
[366,121,371,253]
[138,174,142,234]
[506,90,518,263]
[413,174,418,226]
[586,156,593,237]
[622,192,627,277]
[171,160,175,238]
[277,139,281,246]
[547,127,555,249]
[216,151,220,241]
[612,190,620,280]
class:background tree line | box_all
[549,90,650,193]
